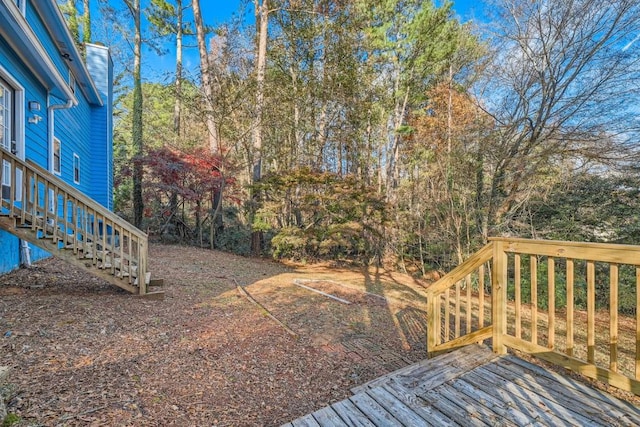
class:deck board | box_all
[351,343,481,394]
[382,382,455,426]
[434,383,517,427]
[461,369,575,426]
[284,345,640,427]
[348,393,403,427]
[365,387,429,427]
[503,355,640,420]
[467,365,598,426]
[331,399,376,427]
[448,374,540,427]
[422,384,491,427]
[291,416,321,427]
[311,406,348,427]
[482,360,635,426]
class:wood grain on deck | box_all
[282,345,640,426]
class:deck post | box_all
[427,293,438,358]
[492,240,507,354]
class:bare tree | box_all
[477,0,640,237]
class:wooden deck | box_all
[283,345,640,426]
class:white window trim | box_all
[0,64,25,160]
[53,136,61,175]
[73,153,80,184]
[0,63,25,202]
[0,79,12,155]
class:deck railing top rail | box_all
[490,236,640,265]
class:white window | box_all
[1,160,9,200]
[0,78,12,153]
[73,153,80,184]
[53,137,61,175]
[0,66,23,202]
[0,78,13,199]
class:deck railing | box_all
[0,148,148,294]
[426,237,640,395]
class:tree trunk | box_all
[131,0,143,229]
[168,0,184,234]
[252,0,268,184]
[192,0,220,153]
[174,0,183,136]
[251,0,269,256]
[387,88,409,193]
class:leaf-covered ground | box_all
[0,244,430,426]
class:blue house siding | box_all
[89,106,112,209]
[54,92,93,194]
[0,0,114,275]
[0,20,52,267]
[0,36,49,170]
[0,231,20,272]
[86,44,114,210]
[0,230,51,270]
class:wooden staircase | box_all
[0,148,162,296]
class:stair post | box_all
[138,237,148,295]
[427,292,440,358]
[492,239,507,355]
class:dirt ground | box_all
[0,244,430,426]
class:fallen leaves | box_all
[0,243,428,426]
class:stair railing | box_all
[426,237,640,395]
[0,148,148,294]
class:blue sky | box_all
[142,0,485,81]
[198,1,484,21]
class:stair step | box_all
[149,278,164,287]
[83,250,110,259]
[137,290,165,300]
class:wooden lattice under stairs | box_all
[0,149,163,297]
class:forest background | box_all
[59,0,640,302]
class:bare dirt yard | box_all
[0,244,430,426]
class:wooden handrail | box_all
[1,148,148,294]
[25,157,146,240]
[425,243,493,297]
[427,237,640,395]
